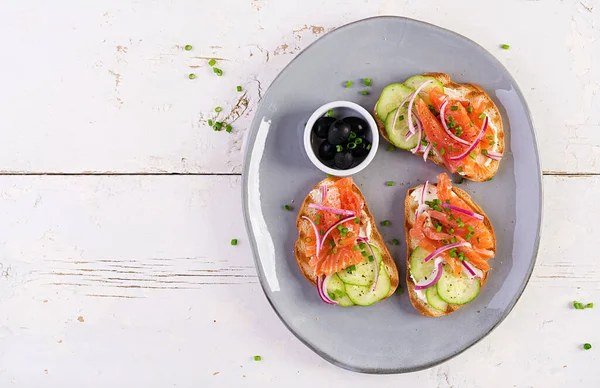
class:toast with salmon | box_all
[405,173,496,317]
[374,73,504,182]
[295,176,399,307]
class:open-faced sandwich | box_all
[405,173,496,316]
[295,177,399,306]
[374,73,504,182]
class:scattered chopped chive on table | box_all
[387,145,395,151]
[391,239,399,245]
[386,181,395,186]
[208,58,216,66]
[237,85,242,92]
[188,73,196,79]
[360,90,369,95]
[345,81,353,88]
[363,78,371,86]
[284,204,293,211]
[501,44,510,50]
[213,67,223,76]
[584,343,592,350]
[326,109,333,117]
[208,119,213,127]
[254,355,262,361]
[226,124,232,133]
[184,44,192,51]
[215,107,222,113]
[381,220,391,226]
[230,239,238,246]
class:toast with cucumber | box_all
[405,173,496,317]
[374,73,504,182]
[295,176,399,306]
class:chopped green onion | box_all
[368,255,374,262]
[501,44,510,50]
[489,140,496,146]
[391,239,400,245]
[237,85,243,92]
[320,230,324,236]
[450,105,458,111]
[458,252,465,261]
[353,218,360,224]
[467,106,473,113]
[386,181,395,187]
[213,67,223,76]
[478,112,486,120]
[440,148,446,156]
[436,224,442,232]
[346,265,356,273]
[349,131,357,140]
[347,142,357,149]
[584,343,592,350]
[381,220,391,227]
[184,45,193,51]
[326,109,334,117]
[387,145,395,151]
[284,204,293,211]
[226,124,232,133]
[586,302,594,308]
[360,90,369,95]
[449,228,455,234]
[457,166,463,172]
[355,138,363,144]
[208,58,216,66]
[334,289,344,298]
[213,122,223,131]
[254,355,262,361]
[188,73,196,79]
[451,237,457,244]
[336,145,344,152]
[341,227,349,234]
[421,139,428,147]
[363,78,372,86]
[208,119,213,126]
[469,151,477,160]
[449,251,457,258]
[433,142,438,147]
[230,239,238,245]
[353,245,360,251]
[359,242,366,249]
[215,106,222,112]
[487,177,493,181]
[457,219,465,228]
[398,115,404,121]
[361,251,368,257]
[397,286,404,295]
[345,81,353,88]
[467,225,474,233]
[482,149,489,155]
[366,144,371,150]
[465,233,473,240]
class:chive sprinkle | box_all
[433,142,438,147]
[457,166,463,172]
[482,149,489,155]
[326,109,334,117]
[478,112,486,120]
[501,44,510,50]
[336,145,343,152]
[436,224,442,232]
[230,239,238,246]
[188,73,196,79]
[450,105,458,111]
[226,124,232,133]
[440,148,446,156]
[284,204,293,211]
[347,142,357,149]
[467,106,473,113]
[346,265,356,273]
[398,115,404,121]
[363,78,372,86]
[353,218,360,224]
[368,255,374,262]
[586,302,594,308]
[215,106,222,112]
[584,343,592,350]
[366,144,371,150]
[237,85,243,92]
[387,145,395,151]
[208,119,213,126]
[208,58,216,66]
[254,355,262,361]
[391,239,400,245]
[469,151,477,160]
[397,286,404,295]
[355,138,363,144]
[184,44,193,51]
[349,131,357,140]
[381,220,391,226]
[386,181,395,186]
[345,80,353,88]
[360,90,369,95]
[213,67,223,76]
[213,122,223,131]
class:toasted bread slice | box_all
[374,72,504,182]
[294,177,399,301]
[404,183,495,317]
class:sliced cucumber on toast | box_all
[425,285,448,312]
[375,83,414,120]
[337,243,382,286]
[409,246,435,282]
[384,107,420,150]
[403,75,444,104]
[345,262,391,306]
[436,265,480,305]
[326,274,354,307]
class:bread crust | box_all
[294,177,399,301]
[404,183,495,317]
[374,72,504,182]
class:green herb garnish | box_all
[213,67,223,76]
[353,218,360,224]
[469,151,477,160]
[440,148,446,156]
[345,81,353,88]
[346,265,356,273]
[450,105,458,111]
[336,145,344,152]
[230,239,238,246]
[254,355,262,361]
[355,138,363,144]
[208,58,216,66]
[398,115,404,121]
[347,142,357,149]
[284,204,293,211]
[363,78,372,86]
[326,109,334,117]
[501,44,510,50]
[184,45,193,51]
[360,90,369,95]
[584,343,592,350]
[386,181,395,187]
[467,106,473,113]
[478,112,486,120]
[387,145,395,152]
[381,220,391,227]
[391,239,400,245]
[208,119,213,126]
[349,131,357,140]
[237,85,243,92]
[226,124,232,133]
[215,107,222,112]
[188,73,196,79]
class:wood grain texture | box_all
[0,0,598,174]
[0,175,598,387]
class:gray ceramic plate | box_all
[242,16,542,374]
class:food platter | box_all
[242,16,542,373]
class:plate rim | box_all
[241,15,543,374]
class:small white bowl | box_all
[303,101,379,177]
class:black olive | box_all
[342,116,369,136]
[352,138,371,157]
[327,120,351,145]
[334,150,354,169]
[318,141,336,161]
[312,117,336,139]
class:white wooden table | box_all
[1,1,599,386]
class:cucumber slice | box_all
[384,108,419,150]
[345,263,391,306]
[337,244,382,286]
[425,286,449,312]
[436,265,481,305]
[403,75,444,94]
[326,274,354,307]
[409,247,435,282]
[375,83,414,120]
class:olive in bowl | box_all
[303,101,379,177]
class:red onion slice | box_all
[317,275,337,305]
[440,101,470,146]
[415,181,429,219]
[461,260,484,279]
[423,241,472,263]
[414,257,444,290]
[319,215,356,251]
[408,80,432,153]
[485,151,503,161]
[422,142,432,162]
[357,238,379,291]
[321,184,327,202]
[441,203,484,221]
[392,93,415,135]
[308,203,355,217]
[301,216,321,258]
[449,116,489,160]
